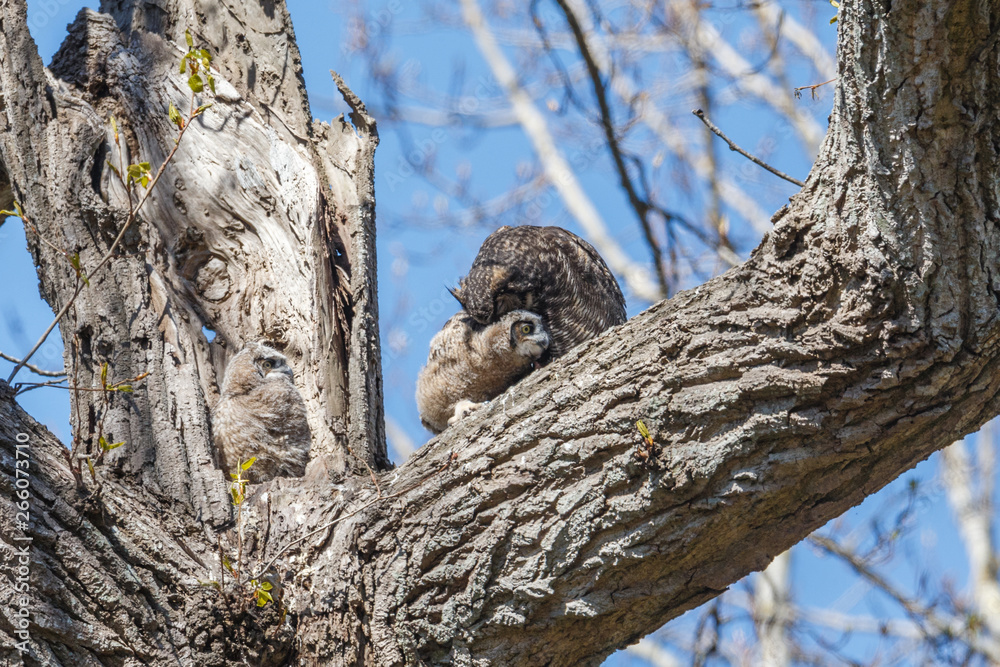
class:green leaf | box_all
[199,48,212,63]
[168,102,183,128]
[86,457,96,478]
[98,435,123,452]
[636,420,650,440]
[105,160,121,178]
[100,362,108,388]
[830,15,838,23]
[127,164,142,181]
[116,384,133,393]
[194,103,213,117]
[207,76,216,95]
[260,581,273,591]
[222,556,234,573]
[110,116,119,143]
[139,174,150,188]
[180,58,187,74]
[139,161,151,172]
[185,29,194,48]
[256,589,273,607]
[1,202,22,218]
[188,73,204,93]
[241,456,257,471]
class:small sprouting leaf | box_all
[69,252,91,286]
[168,102,183,128]
[116,385,133,393]
[830,15,838,23]
[110,116,119,143]
[636,420,651,440]
[222,556,234,573]
[260,581,273,591]
[198,580,222,590]
[180,58,187,74]
[193,103,213,117]
[188,73,204,93]
[1,201,23,218]
[199,48,211,63]
[207,76,216,95]
[100,362,108,388]
[106,160,121,179]
[241,457,257,471]
[98,436,124,452]
[127,164,142,181]
[86,457,96,479]
[185,29,194,48]
[139,174,150,188]
[230,486,241,504]
[256,589,273,607]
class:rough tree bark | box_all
[1,0,999,665]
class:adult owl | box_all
[451,225,626,359]
[416,310,550,434]
[211,341,311,482]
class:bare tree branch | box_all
[458,0,664,303]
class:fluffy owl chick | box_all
[416,310,550,434]
[212,341,311,483]
[452,225,626,359]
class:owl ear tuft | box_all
[448,286,466,308]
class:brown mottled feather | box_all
[416,310,550,433]
[453,225,626,358]
[211,342,311,482]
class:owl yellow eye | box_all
[520,323,534,335]
[260,359,274,372]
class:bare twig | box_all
[0,351,65,377]
[693,109,805,187]
[793,78,836,100]
[810,534,1000,662]
[458,0,663,302]
[554,0,669,295]
[12,378,68,394]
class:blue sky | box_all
[4,1,990,664]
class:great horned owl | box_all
[211,341,311,482]
[452,225,626,359]
[416,310,550,434]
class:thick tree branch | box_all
[2,0,1000,665]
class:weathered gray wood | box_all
[1,0,999,665]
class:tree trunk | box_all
[1,0,999,665]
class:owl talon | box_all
[448,399,485,426]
